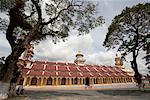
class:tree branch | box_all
[43,3,82,25]
[31,0,42,21]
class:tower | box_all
[74,51,85,66]
[17,44,34,69]
[115,54,124,69]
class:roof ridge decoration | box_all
[67,66,70,71]
[106,73,111,77]
[56,72,58,76]
[90,73,94,76]
[42,71,45,75]
[43,64,47,70]
[68,72,71,76]
[26,70,30,75]
[56,65,58,71]
[79,72,83,76]
[76,66,81,71]
[101,67,107,72]
[98,73,102,76]
[93,67,99,72]
[85,67,90,71]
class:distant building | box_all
[17,46,134,86]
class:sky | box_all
[0,0,150,74]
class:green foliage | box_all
[1,0,104,45]
[103,3,150,61]
[0,0,15,11]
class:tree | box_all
[103,3,150,85]
[0,0,104,99]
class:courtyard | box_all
[8,84,150,100]
[8,89,150,100]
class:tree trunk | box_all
[0,51,22,99]
[131,51,142,85]
[8,83,17,97]
[9,70,21,97]
[0,82,10,100]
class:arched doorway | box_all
[85,77,90,86]
[74,78,78,84]
[80,78,82,84]
[47,77,52,85]
[83,78,85,84]
[94,78,96,84]
[61,78,66,85]
[96,78,98,84]
[19,77,24,85]
[31,77,37,85]
[26,77,30,86]
[58,78,60,85]
[72,78,74,84]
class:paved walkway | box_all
[8,83,150,100]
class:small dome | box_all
[75,51,83,57]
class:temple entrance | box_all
[61,78,66,85]
[31,77,37,85]
[85,77,90,86]
[47,77,52,85]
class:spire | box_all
[74,51,85,66]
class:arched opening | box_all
[80,78,82,84]
[19,77,24,85]
[47,77,52,85]
[96,78,98,84]
[111,78,114,83]
[58,78,60,85]
[26,77,30,86]
[74,78,78,84]
[31,77,37,85]
[83,78,85,84]
[85,77,90,86]
[38,78,41,86]
[103,78,105,83]
[43,78,47,85]
[67,78,69,85]
[72,78,74,84]
[54,78,56,85]
[61,78,66,85]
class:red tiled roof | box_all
[28,70,42,76]
[22,61,129,78]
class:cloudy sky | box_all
[0,0,149,74]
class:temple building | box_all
[17,46,134,86]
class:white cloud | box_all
[34,34,94,62]
[0,0,149,75]
[0,33,11,57]
[86,50,116,66]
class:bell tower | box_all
[74,51,85,66]
[18,44,34,69]
[115,54,124,69]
